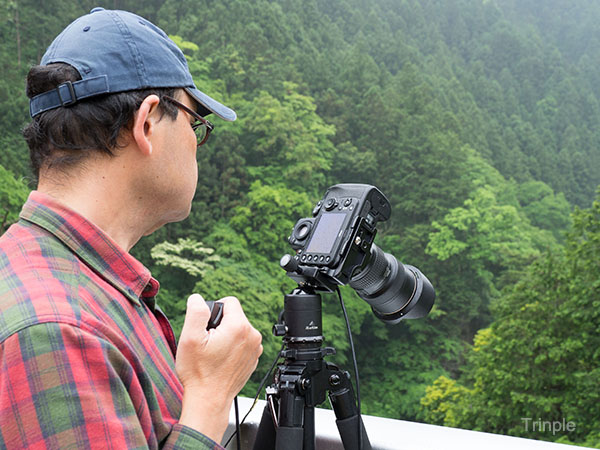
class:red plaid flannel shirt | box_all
[0,191,223,449]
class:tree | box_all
[151,238,220,278]
[424,152,557,337]
[240,82,336,192]
[0,164,29,234]
[420,189,600,446]
[150,238,220,337]
[229,181,313,261]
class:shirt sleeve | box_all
[0,322,223,450]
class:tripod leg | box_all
[252,405,277,450]
[275,426,304,450]
[335,415,371,450]
[329,372,372,450]
[275,386,306,450]
[303,406,315,450]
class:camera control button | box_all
[344,198,352,207]
[325,198,338,210]
[312,201,323,216]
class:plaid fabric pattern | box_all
[0,191,222,449]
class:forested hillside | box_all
[1,0,599,446]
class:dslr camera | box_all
[282,184,434,324]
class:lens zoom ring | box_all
[350,245,388,294]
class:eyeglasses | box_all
[163,95,214,147]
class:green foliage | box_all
[419,375,473,427]
[2,0,598,438]
[423,150,561,339]
[0,164,29,233]
[420,191,600,445]
[427,185,540,270]
[151,238,220,278]
[230,181,313,260]
[239,82,336,191]
[149,238,220,338]
[517,181,572,241]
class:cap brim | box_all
[185,87,237,121]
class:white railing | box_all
[223,397,589,450]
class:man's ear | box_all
[132,95,161,156]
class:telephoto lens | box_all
[349,244,435,324]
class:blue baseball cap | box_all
[29,7,236,121]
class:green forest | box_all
[1,0,600,447]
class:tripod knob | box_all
[280,254,301,273]
[273,323,287,337]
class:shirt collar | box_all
[20,191,158,306]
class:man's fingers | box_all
[181,294,210,334]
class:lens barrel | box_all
[349,245,435,324]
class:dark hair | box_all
[23,63,179,180]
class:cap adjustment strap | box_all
[29,75,110,117]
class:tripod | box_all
[251,287,372,450]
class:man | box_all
[0,7,263,449]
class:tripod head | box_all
[273,287,325,347]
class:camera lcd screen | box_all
[305,212,346,254]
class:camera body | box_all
[286,184,390,289]
[284,183,434,323]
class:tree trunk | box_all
[15,3,21,67]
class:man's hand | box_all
[175,293,263,443]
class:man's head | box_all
[24,7,235,180]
